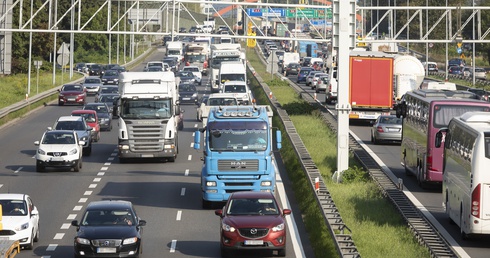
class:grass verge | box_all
[246,47,431,258]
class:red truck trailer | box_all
[349,51,395,120]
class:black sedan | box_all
[83,102,113,131]
[71,200,146,258]
[101,70,119,85]
[176,71,196,85]
[178,82,198,104]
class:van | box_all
[218,61,246,89]
[325,66,338,104]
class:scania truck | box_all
[113,72,180,162]
[193,105,282,208]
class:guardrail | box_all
[0,46,155,122]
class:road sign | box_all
[57,43,70,54]
[57,54,69,66]
[286,8,332,19]
[457,47,462,54]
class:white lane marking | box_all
[194,124,198,128]
[114,148,118,152]
[176,210,182,221]
[14,167,22,173]
[108,157,115,161]
[0,184,3,189]
[100,167,108,171]
[187,155,192,161]
[170,240,177,253]
[273,160,306,258]
[46,244,57,251]
[104,162,111,166]
[353,132,472,258]
[111,152,117,156]
[54,233,64,240]
[190,142,193,148]
[93,178,101,182]
[61,223,70,229]
[79,198,88,203]
[89,184,97,188]
[180,188,186,196]
[97,172,105,176]
[67,214,77,220]
[184,169,189,176]
[84,191,93,196]
[73,206,83,211]
[41,256,51,258]
[192,132,195,136]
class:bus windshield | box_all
[433,105,490,128]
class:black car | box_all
[178,82,198,104]
[83,103,113,131]
[71,200,146,258]
[95,93,119,113]
[101,70,119,85]
[176,71,196,85]
[162,57,178,72]
[88,64,103,76]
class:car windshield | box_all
[178,71,194,78]
[0,200,27,216]
[179,84,196,92]
[101,87,118,94]
[227,198,279,215]
[85,105,108,113]
[85,79,100,84]
[379,116,402,125]
[224,85,246,93]
[184,67,200,72]
[80,209,135,226]
[99,95,118,103]
[42,132,76,144]
[55,121,85,131]
[63,85,83,91]
[104,71,118,76]
[72,113,96,123]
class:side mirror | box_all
[34,141,40,146]
[435,128,447,148]
[138,220,147,226]
[71,220,79,227]
[214,209,223,217]
[276,130,282,149]
[194,130,201,150]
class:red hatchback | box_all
[215,191,291,257]
[58,84,86,106]
[71,109,100,142]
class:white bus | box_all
[435,111,490,239]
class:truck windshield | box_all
[186,55,206,63]
[224,85,247,93]
[168,50,180,55]
[221,74,245,83]
[209,129,267,151]
[211,57,240,69]
[120,99,173,119]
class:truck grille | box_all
[127,123,166,152]
[91,239,122,247]
[238,228,269,239]
[218,160,259,171]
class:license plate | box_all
[97,247,116,253]
[108,81,113,83]
[68,98,75,101]
[51,157,64,161]
[183,98,190,100]
[244,240,264,245]
[141,154,154,158]
[388,128,400,132]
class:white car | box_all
[0,193,40,249]
[182,66,202,85]
[34,130,84,172]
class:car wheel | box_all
[277,248,286,257]
[372,135,378,145]
[34,225,40,242]
[36,163,45,172]
[84,145,92,156]
[24,230,34,250]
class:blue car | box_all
[297,67,314,83]
[448,66,464,75]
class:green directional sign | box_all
[286,8,332,19]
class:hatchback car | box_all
[370,115,403,144]
[178,82,198,104]
[58,84,86,106]
[448,66,464,75]
[296,67,314,83]
[284,62,300,76]
[215,191,291,257]
[88,64,103,76]
[35,129,84,172]
[83,103,113,131]
[306,71,322,86]
[52,116,93,155]
[71,200,146,258]
[95,93,119,113]
[72,109,100,142]
[311,72,328,90]
[101,69,119,85]
[0,194,40,249]
[182,66,202,85]
[83,76,103,95]
[176,71,197,85]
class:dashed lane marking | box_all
[176,210,182,221]
[93,178,101,182]
[180,188,186,196]
[97,172,105,176]
[14,167,22,173]
[46,244,57,251]
[100,167,108,171]
[67,214,77,220]
[73,206,83,211]
[89,184,97,188]
[187,155,191,161]
[184,169,189,176]
[104,162,111,166]
[61,223,70,229]
[53,233,64,240]
[79,198,88,203]
[170,240,177,253]
[84,191,93,196]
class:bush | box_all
[341,165,371,183]
[282,101,318,115]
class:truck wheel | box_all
[202,199,212,209]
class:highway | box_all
[281,70,490,258]
[2,47,314,258]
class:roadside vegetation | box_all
[246,48,430,258]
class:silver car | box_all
[370,115,403,144]
[82,76,103,95]
[471,67,487,80]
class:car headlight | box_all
[15,222,29,231]
[100,118,109,122]
[76,237,91,245]
[80,136,88,141]
[69,148,78,155]
[272,223,285,232]
[261,181,272,187]
[206,181,216,187]
[38,148,46,155]
[122,237,138,245]
[192,93,197,97]
[222,222,236,232]
[59,93,64,97]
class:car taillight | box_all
[376,126,384,132]
[472,184,481,218]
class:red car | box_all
[58,84,86,106]
[71,109,100,142]
[215,191,291,257]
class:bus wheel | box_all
[446,194,455,225]
[460,210,469,240]
[417,166,427,189]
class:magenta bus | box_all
[396,89,490,188]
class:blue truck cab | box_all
[194,105,281,208]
